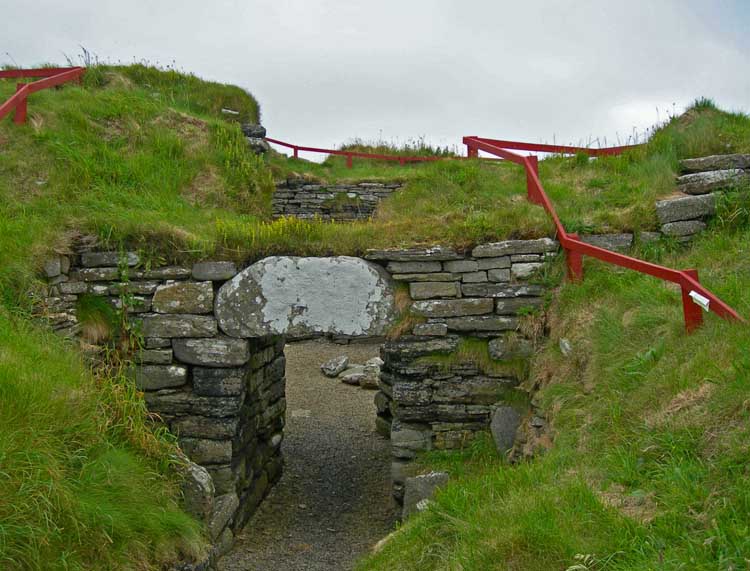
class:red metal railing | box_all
[463,135,744,332]
[0,67,86,124]
[264,136,508,168]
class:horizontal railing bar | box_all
[0,67,82,79]
[471,136,639,157]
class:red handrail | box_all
[463,135,744,332]
[0,67,85,124]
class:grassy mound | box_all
[357,142,750,569]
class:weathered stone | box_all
[391,272,457,282]
[391,421,433,457]
[655,194,716,224]
[402,472,449,519]
[180,437,233,465]
[472,238,557,258]
[216,256,396,338]
[495,297,544,315]
[444,315,517,332]
[488,334,534,360]
[511,262,543,279]
[172,416,239,439]
[487,268,511,282]
[476,256,511,270]
[386,261,442,273]
[409,282,460,300]
[208,493,239,540]
[366,356,384,368]
[43,257,62,278]
[144,337,171,349]
[461,271,487,283]
[661,220,707,236]
[58,281,87,294]
[192,261,238,281]
[145,391,242,418]
[359,365,381,390]
[212,528,235,559]
[443,260,478,273]
[137,349,173,365]
[181,460,214,524]
[680,153,750,173]
[140,314,217,338]
[640,231,662,245]
[141,266,192,280]
[70,267,120,281]
[412,322,448,336]
[321,355,349,377]
[411,298,493,318]
[432,375,515,404]
[580,233,634,252]
[193,367,245,396]
[490,406,521,453]
[81,251,139,268]
[108,281,160,295]
[134,365,187,391]
[173,337,250,367]
[510,254,541,262]
[365,246,462,262]
[461,283,545,298]
[152,281,214,314]
[340,365,366,385]
[241,123,267,138]
[677,169,749,195]
[382,336,460,361]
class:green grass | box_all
[2,65,749,570]
[0,311,205,570]
[358,212,750,570]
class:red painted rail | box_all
[463,135,744,332]
[0,67,85,124]
[264,137,458,168]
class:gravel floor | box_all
[221,339,398,571]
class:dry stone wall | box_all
[363,240,557,502]
[273,179,404,221]
[40,253,284,563]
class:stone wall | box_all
[363,240,556,501]
[40,252,284,562]
[273,179,404,221]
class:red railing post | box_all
[346,153,353,168]
[526,155,543,205]
[467,144,478,158]
[565,234,584,283]
[13,84,27,124]
[293,147,299,159]
[681,269,704,334]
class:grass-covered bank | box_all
[0,311,205,570]
[358,211,750,570]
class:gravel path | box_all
[221,340,397,571]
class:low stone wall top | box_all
[273,179,404,221]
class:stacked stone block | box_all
[40,252,285,560]
[273,179,404,221]
[365,240,555,501]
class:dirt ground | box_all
[220,339,398,571]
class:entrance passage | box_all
[222,340,397,571]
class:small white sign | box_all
[689,290,710,311]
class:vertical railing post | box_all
[681,269,704,334]
[565,234,584,282]
[293,147,299,159]
[466,144,478,158]
[346,153,353,169]
[14,84,27,124]
[525,155,543,205]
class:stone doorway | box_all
[222,339,398,571]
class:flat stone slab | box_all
[216,256,396,338]
[680,153,750,173]
[677,169,749,195]
[173,337,250,367]
[152,281,214,314]
[411,298,494,318]
[402,471,449,519]
[472,238,557,258]
[139,314,218,338]
[656,194,716,224]
[134,364,187,391]
[365,246,462,262]
[192,261,238,281]
[580,233,634,252]
[661,220,707,237]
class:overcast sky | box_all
[3,1,749,157]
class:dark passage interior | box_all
[222,339,398,571]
